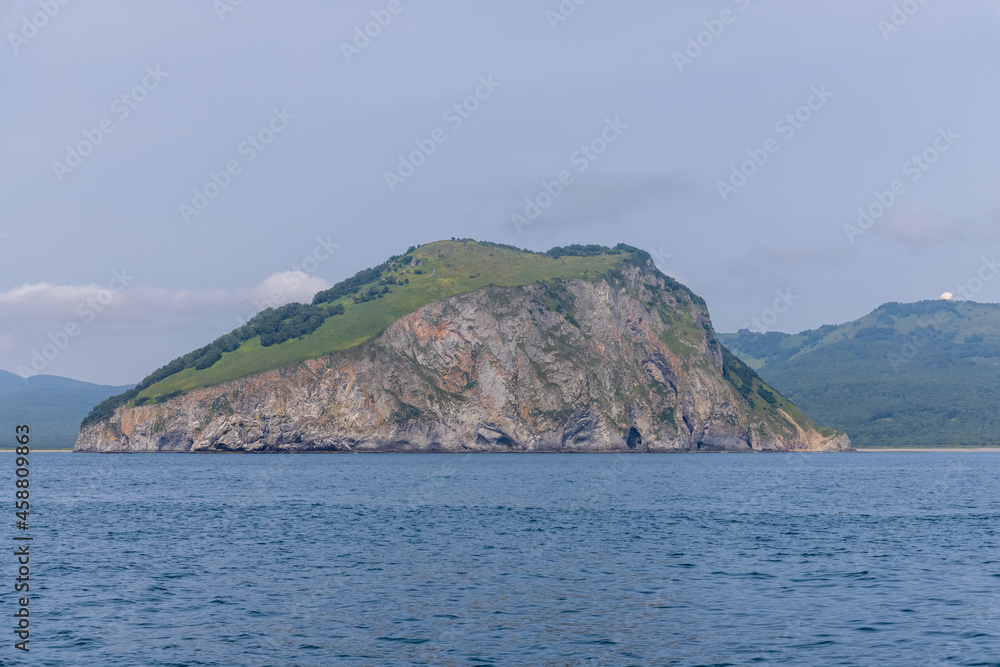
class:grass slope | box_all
[719,348,837,439]
[133,241,630,403]
[720,300,1000,447]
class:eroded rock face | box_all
[76,265,850,453]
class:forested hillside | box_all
[721,300,1000,447]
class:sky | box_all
[1,0,999,385]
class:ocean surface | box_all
[8,451,1000,666]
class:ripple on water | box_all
[21,451,1000,665]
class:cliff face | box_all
[76,264,850,453]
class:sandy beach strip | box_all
[858,447,1000,452]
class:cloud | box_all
[0,282,104,308]
[243,272,331,308]
[0,272,332,322]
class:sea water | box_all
[10,451,1000,665]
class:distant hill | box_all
[0,371,133,449]
[720,300,1000,447]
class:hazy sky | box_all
[2,0,999,385]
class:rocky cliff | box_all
[76,259,850,453]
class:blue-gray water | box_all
[9,452,1000,665]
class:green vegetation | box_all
[655,305,710,360]
[720,300,1000,447]
[719,345,828,436]
[659,331,692,359]
[534,279,579,326]
[82,301,344,427]
[84,240,669,425]
[312,250,416,305]
[656,407,677,429]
